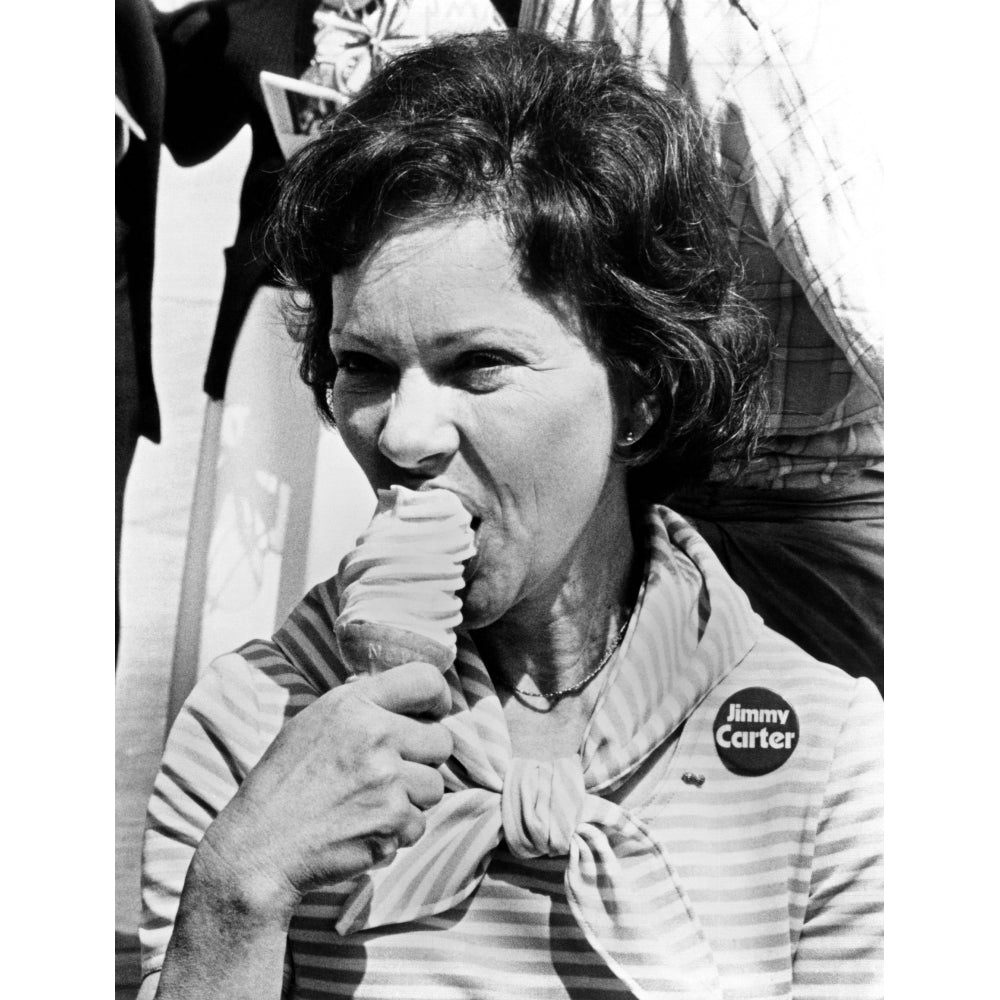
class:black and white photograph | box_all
[115,1,889,997]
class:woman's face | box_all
[329,215,629,628]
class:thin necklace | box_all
[506,609,632,703]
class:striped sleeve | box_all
[139,651,307,984]
[793,677,883,998]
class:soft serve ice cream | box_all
[334,486,476,674]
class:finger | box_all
[366,805,428,866]
[393,716,453,766]
[400,759,445,810]
[363,832,400,870]
[363,662,452,719]
[396,808,427,849]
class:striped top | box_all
[522,0,884,489]
[142,507,883,998]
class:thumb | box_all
[361,661,452,719]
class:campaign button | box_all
[713,687,799,776]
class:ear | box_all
[616,394,660,448]
[633,395,660,439]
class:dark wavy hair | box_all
[267,31,769,498]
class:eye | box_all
[450,350,522,392]
[335,351,396,390]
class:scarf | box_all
[253,507,762,998]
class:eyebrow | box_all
[328,328,384,349]
[330,327,536,349]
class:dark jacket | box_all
[153,0,318,400]
[117,0,165,441]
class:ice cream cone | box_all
[334,486,476,676]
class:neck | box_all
[472,487,640,703]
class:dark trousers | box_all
[116,211,140,657]
[672,470,884,695]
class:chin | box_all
[458,577,509,632]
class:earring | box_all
[622,431,635,444]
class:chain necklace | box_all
[506,609,633,703]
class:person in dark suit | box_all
[152,0,317,403]
[116,0,164,654]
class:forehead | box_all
[329,215,563,343]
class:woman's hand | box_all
[154,661,453,999]
[192,660,454,924]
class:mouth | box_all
[462,516,482,587]
[400,482,482,570]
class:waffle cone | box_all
[335,621,455,675]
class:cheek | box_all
[332,394,384,470]
[479,378,617,530]
[521,380,616,490]
[463,397,615,623]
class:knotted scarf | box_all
[268,508,762,998]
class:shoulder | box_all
[743,626,883,729]
[162,650,314,784]
[676,627,881,802]
[721,626,882,759]
[165,578,347,771]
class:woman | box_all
[141,32,883,999]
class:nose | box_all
[377,371,459,474]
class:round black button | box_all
[713,687,799,776]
